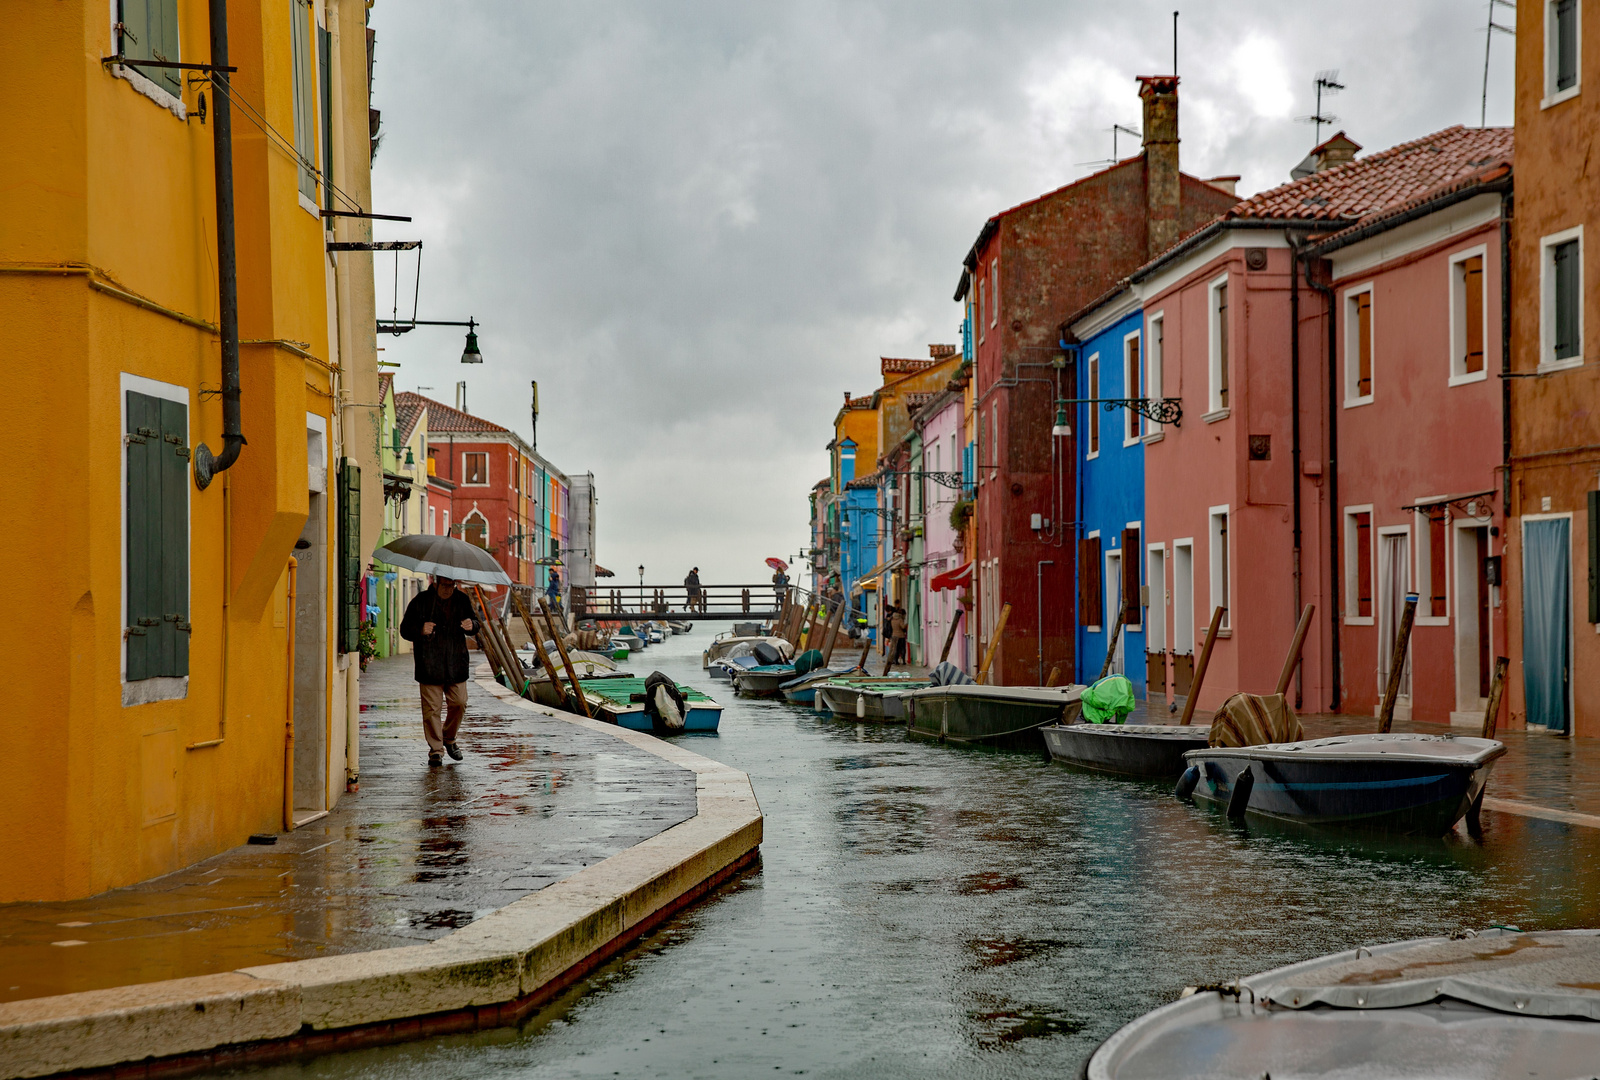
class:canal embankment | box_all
[0,657,761,1079]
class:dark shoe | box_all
[428,753,443,767]
[445,743,463,761]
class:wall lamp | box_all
[375,317,484,364]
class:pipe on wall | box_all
[195,0,245,489]
[1288,238,1305,708]
[1500,193,1513,515]
[1303,254,1342,711]
[284,557,298,832]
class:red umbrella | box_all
[765,557,789,572]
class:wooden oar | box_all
[511,591,566,703]
[1179,606,1226,726]
[1377,594,1418,734]
[541,597,592,718]
[820,599,847,665]
[1480,656,1510,740]
[470,585,520,692]
[977,603,1012,685]
[938,607,965,664]
[1274,604,1316,697]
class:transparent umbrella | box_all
[373,534,512,586]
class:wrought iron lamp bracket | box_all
[1059,396,1183,427]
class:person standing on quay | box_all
[399,575,482,768]
[887,603,909,667]
[685,567,704,613]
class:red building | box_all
[960,75,1238,684]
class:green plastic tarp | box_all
[1081,675,1136,723]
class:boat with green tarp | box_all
[564,676,724,734]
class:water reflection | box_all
[231,631,1600,1080]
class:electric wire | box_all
[202,72,365,215]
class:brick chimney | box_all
[1138,75,1181,257]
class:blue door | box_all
[1522,518,1571,732]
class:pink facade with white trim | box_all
[919,393,970,672]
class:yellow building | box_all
[1,0,381,901]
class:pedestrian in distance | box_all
[398,575,482,768]
[685,567,704,613]
[888,604,909,666]
[772,567,789,606]
[545,568,562,615]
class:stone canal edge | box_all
[0,677,764,1080]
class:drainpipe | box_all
[284,556,298,832]
[194,0,245,489]
[1036,559,1054,683]
[1288,237,1304,708]
[1500,193,1513,515]
[1304,254,1342,710]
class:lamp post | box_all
[638,565,645,612]
[374,317,485,364]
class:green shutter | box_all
[126,391,188,681]
[1555,240,1581,361]
[318,25,334,209]
[119,0,182,96]
[1588,490,1599,624]
[339,459,362,653]
[292,0,317,201]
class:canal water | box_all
[239,628,1600,1079]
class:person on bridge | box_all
[685,567,704,613]
[772,567,789,605]
[398,576,482,768]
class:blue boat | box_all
[1178,733,1505,834]
[778,667,859,705]
[567,677,723,733]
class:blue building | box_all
[1066,289,1147,695]
[828,437,884,641]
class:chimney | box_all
[1206,175,1240,196]
[1138,76,1181,258]
[1291,132,1363,180]
[928,343,957,359]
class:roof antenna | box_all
[1172,10,1179,76]
[1296,70,1345,146]
[1481,0,1515,128]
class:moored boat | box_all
[778,667,860,705]
[815,677,930,721]
[1177,732,1505,834]
[904,684,1085,751]
[702,634,792,668]
[732,664,796,697]
[1086,928,1600,1079]
[567,676,723,733]
[1043,723,1211,778]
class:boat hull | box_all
[593,701,723,733]
[1184,737,1504,834]
[905,685,1084,751]
[815,683,914,722]
[733,669,791,697]
[1043,723,1211,777]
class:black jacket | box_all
[399,586,481,685]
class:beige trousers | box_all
[419,682,469,753]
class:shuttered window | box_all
[1588,490,1599,624]
[338,459,362,653]
[318,24,334,209]
[1556,0,1578,92]
[1554,239,1581,361]
[118,0,181,96]
[1078,536,1103,627]
[291,0,317,201]
[1087,354,1100,456]
[1355,292,1373,396]
[1352,511,1374,618]
[1122,527,1141,624]
[1461,255,1485,374]
[1216,283,1229,408]
[126,391,190,680]
[1428,512,1449,618]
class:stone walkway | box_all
[0,657,697,1004]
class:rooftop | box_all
[396,391,512,435]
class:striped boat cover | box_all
[1208,693,1304,748]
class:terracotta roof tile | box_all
[394,392,425,443]
[881,357,938,376]
[395,391,510,435]
[1227,125,1513,224]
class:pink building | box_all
[1129,127,1512,719]
[917,387,971,671]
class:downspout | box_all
[1500,192,1513,514]
[1304,254,1342,710]
[284,556,298,832]
[195,0,245,489]
[1288,237,1304,708]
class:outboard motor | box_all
[751,641,783,666]
[643,670,688,733]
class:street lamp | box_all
[1051,403,1072,438]
[374,316,485,364]
[638,565,645,611]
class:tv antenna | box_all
[1295,70,1345,145]
[1075,123,1143,169]
[1481,0,1515,128]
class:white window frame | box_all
[1123,330,1143,446]
[989,258,999,328]
[1448,244,1491,386]
[462,509,489,546]
[462,451,490,487]
[1343,282,1376,407]
[106,0,188,119]
[1208,505,1231,632]
[977,279,986,344]
[1085,352,1101,460]
[1173,539,1195,654]
[1344,504,1376,626]
[1146,542,1168,652]
[1544,0,1583,109]
[1207,274,1230,417]
[1085,529,1103,633]
[1413,505,1451,627]
[1540,225,1585,372]
[1145,311,1165,439]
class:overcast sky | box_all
[368,0,1514,587]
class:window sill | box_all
[1202,407,1230,424]
[1344,616,1375,626]
[1143,430,1165,444]
[1537,356,1585,374]
[1415,616,1450,627]
[1086,624,1103,633]
[1343,396,1374,409]
[1448,369,1489,387]
[1541,85,1581,110]
[1122,437,1143,449]
[123,676,189,707]
[299,191,321,220]
[112,64,188,119]
[1086,451,1100,461]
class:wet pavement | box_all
[0,657,696,1004]
[227,629,1600,1080]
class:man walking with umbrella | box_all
[399,576,482,767]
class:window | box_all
[117,0,182,96]
[429,506,437,535]
[1545,0,1582,105]
[463,452,489,485]
[1087,353,1100,458]
[338,459,361,653]
[1344,284,1375,404]
[1079,533,1103,627]
[1124,333,1142,444]
[1209,507,1230,630]
[318,21,333,209]
[125,387,190,681]
[1450,248,1488,383]
[1146,545,1167,651]
[509,518,520,559]
[1415,507,1450,622]
[462,512,488,549]
[1173,540,1195,653]
[1542,228,1584,369]
[1121,525,1142,628]
[1147,313,1165,435]
[290,0,318,203]
[1208,276,1230,414]
[1345,507,1375,623]
[990,258,999,328]
[977,280,986,343]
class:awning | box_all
[929,561,972,592]
[851,554,906,594]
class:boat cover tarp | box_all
[930,661,974,686]
[1208,692,1303,748]
[1250,929,1600,1020]
[1082,676,1136,723]
[643,671,687,732]
[793,649,825,675]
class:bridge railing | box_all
[572,583,816,619]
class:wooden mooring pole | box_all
[1179,606,1226,726]
[1480,656,1510,740]
[1377,593,1419,734]
[1275,604,1316,697]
